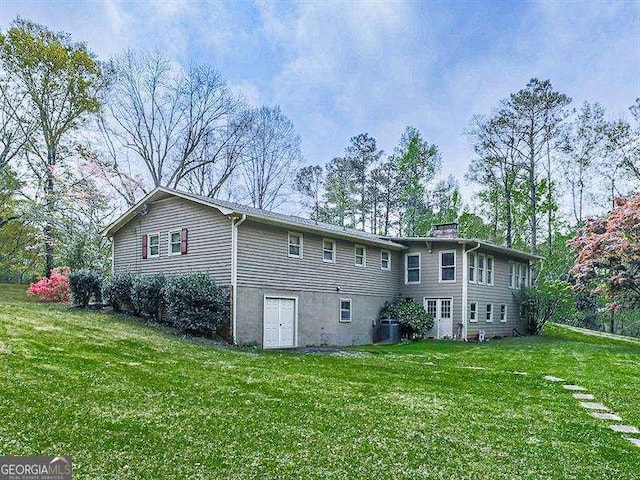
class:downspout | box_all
[462,242,481,341]
[230,214,247,345]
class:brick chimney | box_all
[430,222,458,238]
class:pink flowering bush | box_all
[27,266,71,303]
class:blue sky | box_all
[1,0,639,193]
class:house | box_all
[104,187,542,348]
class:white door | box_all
[263,298,296,349]
[424,298,453,339]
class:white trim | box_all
[439,249,456,283]
[167,229,183,256]
[405,252,421,284]
[477,253,486,285]
[354,244,366,267]
[287,231,303,258]
[380,249,391,271]
[322,238,336,263]
[485,303,493,323]
[423,297,454,339]
[263,295,298,348]
[500,304,507,323]
[109,237,114,274]
[147,232,160,258]
[339,298,352,323]
[462,242,480,341]
[231,214,247,345]
[468,251,477,284]
[508,260,515,289]
[486,255,494,286]
[469,302,478,323]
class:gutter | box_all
[461,242,481,341]
[230,213,247,345]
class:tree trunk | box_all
[44,148,56,277]
[529,133,537,254]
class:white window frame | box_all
[500,304,507,323]
[439,250,456,283]
[168,229,182,256]
[523,263,530,287]
[486,255,494,286]
[468,252,477,283]
[508,260,515,289]
[339,298,352,323]
[469,302,477,323]
[380,249,391,271]
[405,252,421,285]
[485,303,493,323]
[148,232,160,258]
[354,244,366,267]
[516,263,522,289]
[323,238,336,263]
[288,232,303,258]
[477,253,486,285]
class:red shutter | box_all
[181,228,188,255]
[142,234,148,259]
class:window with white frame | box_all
[523,264,529,287]
[500,304,507,322]
[339,298,352,322]
[168,230,181,255]
[323,239,336,263]
[148,233,160,258]
[380,250,391,270]
[469,302,477,322]
[405,253,421,284]
[425,299,437,318]
[486,256,494,285]
[440,250,456,282]
[468,252,476,283]
[288,232,303,258]
[508,261,515,289]
[485,303,493,322]
[354,244,366,267]
[516,263,522,289]
[478,254,486,284]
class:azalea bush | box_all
[27,266,71,303]
[379,296,434,339]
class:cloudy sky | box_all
[1,0,638,194]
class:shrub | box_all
[380,296,434,339]
[102,272,136,313]
[519,279,576,335]
[164,274,229,337]
[27,266,71,303]
[69,269,103,307]
[131,274,166,321]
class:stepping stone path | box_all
[573,393,595,400]
[563,384,587,391]
[609,425,640,434]
[626,438,640,447]
[544,375,565,382]
[592,412,622,421]
[579,402,609,411]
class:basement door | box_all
[263,297,296,349]
[424,298,453,339]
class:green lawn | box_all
[0,284,639,479]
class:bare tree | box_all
[0,71,36,170]
[240,105,303,210]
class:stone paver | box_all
[544,375,565,382]
[609,424,640,434]
[580,402,609,411]
[563,384,587,391]
[591,412,622,421]
[573,393,595,400]
[625,437,640,447]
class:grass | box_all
[0,283,639,479]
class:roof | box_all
[384,236,544,261]
[103,187,407,250]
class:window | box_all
[486,256,494,285]
[523,264,529,287]
[405,253,421,284]
[469,302,477,323]
[339,298,352,322]
[486,304,493,322]
[169,231,182,255]
[380,250,391,270]
[441,299,452,319]
[468,252,476,283]
[516,263,522,289]
[425,299,437,318]
[354,244,366,267]
[500,304,507,322]
[288,232,303,258]
[478,254,485,284]
[508,261,515,289]
[323,239,336,263]
[148,233,160,258]
[440,250,456,282]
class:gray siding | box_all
[236,220,401,296]
[466,251,527,339]
[399,242,464,337]
[112,196,232,285]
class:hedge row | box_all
[71,270,229,338]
